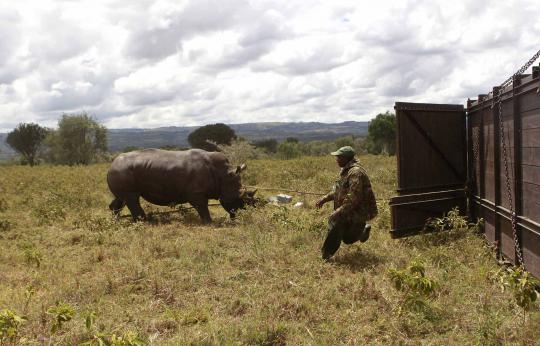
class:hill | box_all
[0,133,13,161]
[0,122,368,159]
[107,121,368,152]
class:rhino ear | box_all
[236,163,247,174]
[247,189,257,197]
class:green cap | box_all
[330,146,355,157]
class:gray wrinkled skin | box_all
[107,148,248,223]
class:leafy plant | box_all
[80,312,147,346]
[388,260,438,313]
[425,207,483,233]
[22,245,43,268]
[47,301,75,334]
[494,266,538,312]
[0,309,26,345]
[23,286,35,315]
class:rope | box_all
[118,203,222,219]
[244,184,391,203]
[244,185,326,196]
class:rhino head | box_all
[219,163,256,218]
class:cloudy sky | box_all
[0,0,539,131]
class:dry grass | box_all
[0,155,538,345]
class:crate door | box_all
[389,102,467,238]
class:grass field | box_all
[0,155,538,345]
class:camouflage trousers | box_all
[321,219,368,260]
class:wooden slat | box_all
[522,228,540,279]
[522,128,540,147]
[522,148,540,165]
[523,182,540,222]
[500,216,516,263]
[521,110,540,129]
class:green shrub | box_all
[22,245,43,268]
[276,142,302,159]
[47,301,75,334]
[0,309,26,344]
[388,260,438,313]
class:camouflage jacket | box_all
[323,159,378,223]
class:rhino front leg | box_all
[190,198,211,224]
[125,193,146,221]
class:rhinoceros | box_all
[107,148,254,223]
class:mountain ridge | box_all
[0,121,368,159]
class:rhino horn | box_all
[236,163,247,174]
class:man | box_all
[316,146,378,260]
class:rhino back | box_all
[107,149,221,204]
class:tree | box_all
[6,123,48,166]
[252,138,278,153]
[46,112,108,165]
[277,141,302,159]
[187,123,236,151]
[364,111,396,155]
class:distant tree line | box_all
[4,112,396,166]
[6,112,107,166]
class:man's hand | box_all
[315,198,326,209]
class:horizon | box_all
[1,119,370,134]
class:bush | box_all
[276,142,302,160]
[218,139,265,165]
[44,112,107,165]
[0,309,26,343]
[252,139,278,153]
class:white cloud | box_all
[1,0,540,132]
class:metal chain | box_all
[472,127,480,170]
[495,48,540,266]
[471,126,480,194]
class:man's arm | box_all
[315,192,334,209]
[330,169,363,219]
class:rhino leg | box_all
[190,198,212,224]
[125,193,146,221]
[109,198,126,216]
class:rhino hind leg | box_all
[109,198,126,216]
[125,193,146,221]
